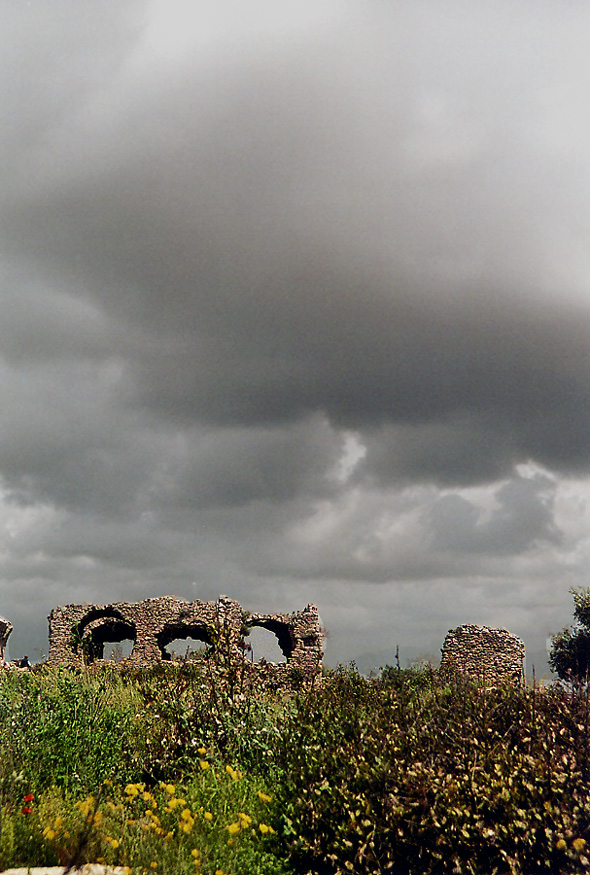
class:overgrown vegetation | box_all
[550,587,590,682]
[1,662,590,873]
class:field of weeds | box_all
[0,663,589,874]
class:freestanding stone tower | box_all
[440,624,525,685]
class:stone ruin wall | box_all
[2,602,527,688]
[46,595,324,689]
[0,616,13,664]
[440,624,525,685]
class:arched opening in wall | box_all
[79,617,137,664]
[246,620,292,664]
[157,624,213,662]
[105,638,134,662]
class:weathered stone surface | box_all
[440,623,525,685]
[47,595,324,688]
[0,615,13,664]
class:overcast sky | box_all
[2,0,590,673]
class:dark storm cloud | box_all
[427,472,562,556]
[1,1,590,672]
[3,1,590,490]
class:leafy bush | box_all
[550,587,590,681]
[273,667,590,874]
[0,666,146,796]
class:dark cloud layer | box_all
[1,1,590,670]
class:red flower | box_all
[21,807,33,815]
[23,794,34,803]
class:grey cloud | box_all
[151,416,340,510]
[2,2,590,675]
[427,473,562,556]
[0,2,144,162]
[0,269,118,363]
[3,2,590,485]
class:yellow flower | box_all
[165,831,174,841]
[76,796,95,817]
[257,791,272,803]
[43,827,56,840]
[164,783,176,795]
[123,868,132,875]
[107,837,120,849]
[198,747,207,755]
[93,811,103,826]
[199,760,210,771]
[143,791,155,803]
[191,849,200,858]
[573,838,587,853]
[54,816,64,829]
[557,839,567,851]
[103,779,113,786]
[204,811,213,821]
[259,823,275,834]
[125,784,139,797]
[181,808,193,820]
[150,863,158,869]
[227,821,241,834]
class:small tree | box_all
[549,587,590,681]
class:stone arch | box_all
[75,607,137,664]
[156,622,214,662]
[245,618,294,661]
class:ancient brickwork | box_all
[47,595,324,688]
[0,616,12,664]
[440,624,525,685]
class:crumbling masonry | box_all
[0,616,12,664]
[46,595,324,688]
[440,624,525,685]
[2,601,527,688]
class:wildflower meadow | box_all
[1,662,590,873]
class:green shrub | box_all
[273,667,590,874]
[0,666,146,796]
